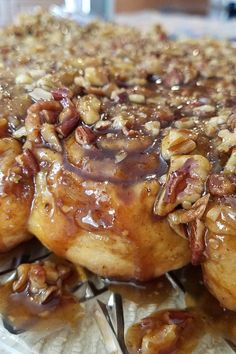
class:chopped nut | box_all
[29,88,53,102]
[144,121,160,136]
[161,129,197,160]
[16,73,33,85]
[174,117,196,129]
[115,150,127,163]
[75,126,96,145]
[193,105,215,118]
[12,126,27,139]
[217,129,236,153]
[84,66,108,86]
[168,194,210,224]
[57,116,80,138]
[77,94,101,125]
[208,174,236,196]
[41,123,62,152]
[225,149,236,174]
[52,87,73,101]
[94,120,111,131]
[15,149,39,177]
[128,93,145,104]
[12,260,72,306]
[40,109,58,124]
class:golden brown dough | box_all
[28,161,190,281]
[202,202,236,311]
[0,138,33,251]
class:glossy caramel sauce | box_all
[0,256,82,333]
[122,266,236,353]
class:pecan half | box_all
[154,155,211,216]
[75,126,96,145]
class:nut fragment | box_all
[144,121,160,136]
[15,149,39,177]
[12,260,72,306]
[16,73,33,85]
[77,94,101,125]
[208,174,236,196]
[84,66,108,86]
[225,149,236,174]
[161,129,197,160]
[174,117,196,129]
[56,116,80,138]
[217,129,236,153]
[154,155,211,216]
[128,93,145,104]
[168,194,209,225]
[12,126,27,139]
[75,126,96,145]
[29,88,53,102]
[41,123,62,152]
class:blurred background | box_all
[0,0,235,37]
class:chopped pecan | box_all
[12,260,72,306]
[77,94,101,125]
[28,100,62,114]
[56,115,80,138]
[29,88,53,102]
[84,66,108,86]
[15,149,39,177]
[75,126,96,145]
[217,129,236,153]
[41,123,62,152]
[161,129,197,160]
[40,109,58,124]
[144,121,160,136]
[52,87,73,100]
[208,174,236,196]
[225,149,236,174]
[168,194,210,225]
[187,219,206,265]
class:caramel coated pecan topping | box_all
[12,260,72,306]
[75,126,96,145]
[15,149,39,177]
[168,194,210,225]
[208,174,236,197]
[52,87,73,100]
[154,155,211,216]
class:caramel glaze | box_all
[122,266,236,353]
[0,256,81,332]
[26,75,227,282]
